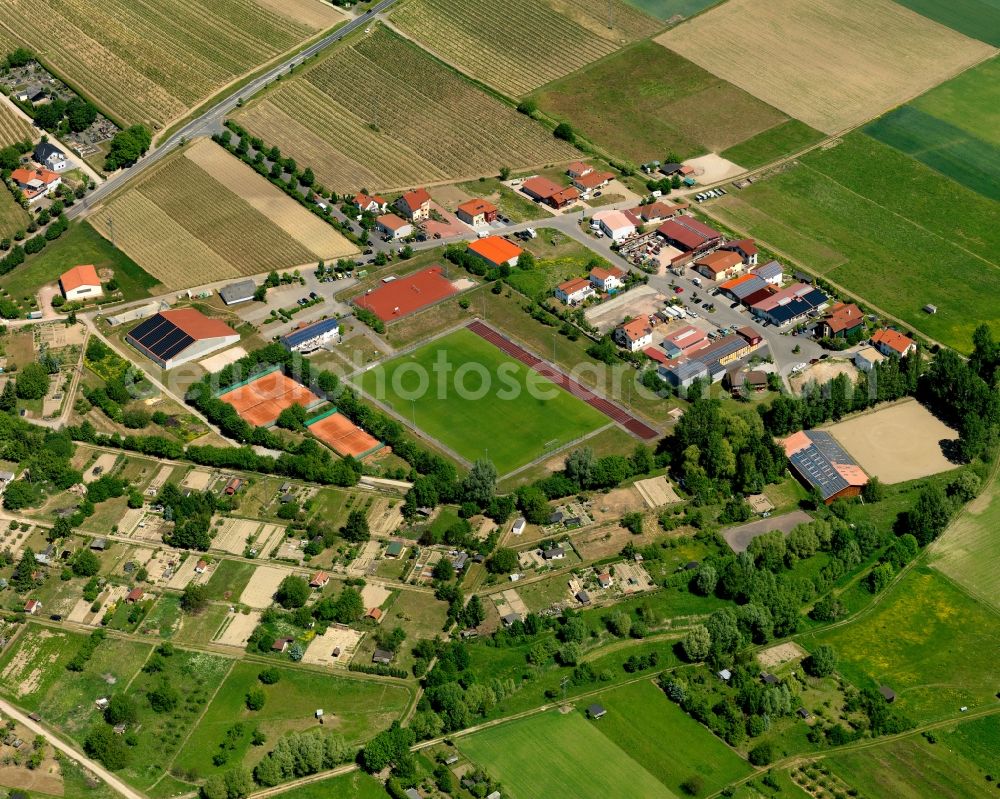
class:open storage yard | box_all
[824,401,958,484]
[357,326,609,474]
[233,25,577,192]
[90,138,355,289]
[657,0,995,134]
[0,0,345,129]
[390,0,661,96]
[707,134,1000,350]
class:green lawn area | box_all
[204,559,256,601]
[909,56,1000,147]
[0,625,91,709]
[720,119,824,169]
[171,661,411,780]
[0,186,30,240]
[174,604,228,645]
[356,327,608,474]
[890,0,1000,46]
[506,255,593,298]
[826,714,1000,798]
[262,770,387,798]
[929,467,1000,611]
[458,709,675,799]
[590,680,753,796]
[457,177,541,223]
[708,133,1000,351]
[801,566,1000,724]
[0,221,160,311]
[531,40,790,163]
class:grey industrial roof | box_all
[790,444,850,499]
[729,275,768,300]
[752,260,782,281]
[219,279,256,305]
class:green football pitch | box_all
[356,327,608,474]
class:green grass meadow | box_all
[909,56,1000,147]
[458,709,675,799]
[590,680,752,795]
[826,714,1000,798]
[254,770,387,798]
[0,186,30,240]
[890,0,1000,46]
[709,134,1000,350]
[531,41,789,163]
[720,119,825,169]
[203,559,256,601]
[623,0,722,20]
[357,327,608,474]
[802,567,1000,724]
[171,661,411,780]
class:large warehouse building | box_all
[126,308,239,369]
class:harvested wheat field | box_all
[0,0,344,129]
[91,139,355,289]
[657,0,995,134]
[0,101,32,147]
[391,0,660,96]
[825,400,958,484]
[234,25,577,193]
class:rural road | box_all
[0,697,144,799]
[66,0,402,220]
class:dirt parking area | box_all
[826,400,959,484]
[304,625,363,667]
[791,359,857,395]
[213,610,261,648]
[239,565,289,608]
[584,285,663,334]
[633,476,681,508]
[84,453,119,483]
[360,583,392,610]
[722,510,812,553]
[212,518,261,555]
[757,641,806,669]
[685,153,745,184]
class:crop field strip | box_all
[0,186,30,240]
[235,26,577,192]
[391,0,661,96]
[91,141,354,289]
[0,0,336,128]
[0,102,32,147]
[891,0,1000,46]
[657,0,996,135]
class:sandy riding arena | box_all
[757,641,805,669]
[825,400,958,484]
[657,0,994,134]
[239,565,289,608]
[633,476,681,509]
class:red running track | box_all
[467,321,659,440]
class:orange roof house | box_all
[310,571,330,589]
[467,236,522,267]
[871,328,916,357]
[354,192,387,212]
[572,170,614,192]
[695,250,743,280]
[615,318,654,351]
[59,264,103,301]
[456,198,498,225]
[566,161,592,178]
[522,176,579,209]
[10,167,61,200]
[819,302,864,337]
[396,188,432,220]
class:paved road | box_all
[66,0,401,220]
[0,697,143,799]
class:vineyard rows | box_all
[0,103,32,147]
[391,0,654,95]
[0,0,317,128]
[237,27,576,192]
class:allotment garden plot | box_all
[234,26,577,193]
[357,327,607,474]
[0,0,345,129]
[657,0,994,134]
[90,139,355,290]
[391,0,660,96]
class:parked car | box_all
[673,286,684,293]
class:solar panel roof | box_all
[790,444,850,499]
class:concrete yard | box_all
[722,510,812,553]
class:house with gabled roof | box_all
[59,264,103,302]
[871,328,916,358]
[395,188,431,221]
[615,318,653,352]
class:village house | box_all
[125,587,144,604]
[631,200,685,225]
[817,302,865,338]
[59,264,103,302]
[614,317,653,352]
[572,169,614,194]
[871,328,916,358]
[565,161,592,179]
[395,188,431,221]
[24,599,41,615]
[455,198,498,226]
[589,265,625,292]
[372,648,394,665]
[853,346,886,372]
[467,236,522,268]
[554,277,595,305]
[751,260,783,286]
[694,250,744,281]
[720,238,759,266]
[353,192,387,214]
[375,213,413,241]
[194,559,208,574]
[11,166,61,202]
[310,571,330,589]
[34,141,68,172]
[522,176,579,209]
[592,209,635,242]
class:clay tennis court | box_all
[218,369,322,427]
[307,409,381,457]
[353,266,458,322]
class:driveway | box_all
[722,510,812,553]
